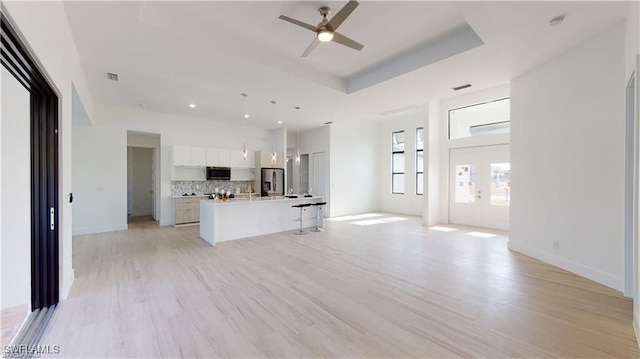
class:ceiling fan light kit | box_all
[318,29,334,42]
[279,0,363,57]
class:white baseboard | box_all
[60,269,74,300]
[73,224,128,235]
[508,240,624,292]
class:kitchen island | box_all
[199,196,324,245]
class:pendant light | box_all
[295,106,301,166]
[241,93,249,161]
[271,100,278,164]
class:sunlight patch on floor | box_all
[352,216,408,226]
[466,231,496,238]
[328,213,383,222]
[428,226,457,232]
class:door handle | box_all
[50,207,55,230]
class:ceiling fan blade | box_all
[332,32,364,51]
[327,0,359,31]
[278,15,318,32]
[301,37,321,57]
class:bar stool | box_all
[291,203,312,235]
[310,202,327,232]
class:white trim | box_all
[508,241,624,292]
[60,269,74,301]
[73,224,128,235]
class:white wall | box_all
[510,22,626,290]
[3,0,95,300]
[1,67,31,311]
[329,120,377,217]
[424,100,440,225]
[623,0,640,342]
[72,104,273,233]
[300,126,330,212]
[377,112,427,216]
[437,83,511,224]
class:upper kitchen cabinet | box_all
[256,150,285,168]
[206,148,218,167]
[206,148,230,167]
[173,145,206,167]
[229,149,254,168]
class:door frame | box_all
[625,60,639,299]
[1,12,60,309]
[126,132,161,222]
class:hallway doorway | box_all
[128,147,154,219]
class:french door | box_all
[449,144,510,230]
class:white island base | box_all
[199,196,323,245]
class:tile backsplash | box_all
[171,180,254,196]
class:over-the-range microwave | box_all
[206,167,231,180]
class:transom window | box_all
[449,98,510,139]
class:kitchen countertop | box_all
[203,195,321,205]
[171,193,257,199]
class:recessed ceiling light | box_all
[549,15,565,26]
[189,103,196,108]
[277,120,283,124]
[244,114,250,118]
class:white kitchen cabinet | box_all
[229,149,254,168]
[173,145,206,167]
[218,149,230,167]
[206,148,230,167]
[206,148,219,166]
[190,147,206,166]
[172,145,191,166]
[257,150,284,168]
[230,168,255,181]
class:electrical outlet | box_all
[553,240,560,249]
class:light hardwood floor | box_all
[41,213,639,358]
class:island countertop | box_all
[203,195,321,205]
[199,196,324,245]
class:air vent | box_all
[106,72,119,81]
[453,83,472,91]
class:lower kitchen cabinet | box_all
[174,197,201,225]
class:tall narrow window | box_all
[416,127,424,195]
[392,131,405,194]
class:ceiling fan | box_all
[278,0,364,57]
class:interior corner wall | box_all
[329,120,377,217]
[299,126,330,213]
[3,1,95,300]
[510,22,626,291]
[377,113,427,216]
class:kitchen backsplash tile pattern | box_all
[171,180,254,196]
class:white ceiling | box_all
[62,1,631,131]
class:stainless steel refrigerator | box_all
[261,168,284,197]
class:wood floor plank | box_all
[39,213,639,358]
